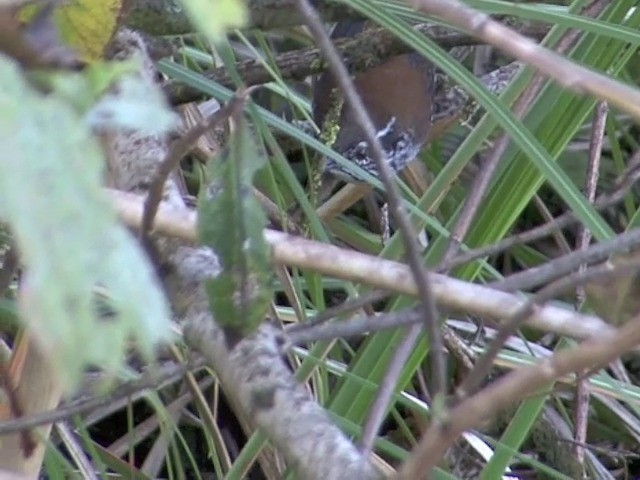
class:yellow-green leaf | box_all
[56,0,125,60]
[21,0,125,61]
[0,55,172,393]
[180,0,247,43]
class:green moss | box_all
[320,88,343,146]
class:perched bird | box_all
[312,21,436,183]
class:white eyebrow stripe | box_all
[375,117,397,139]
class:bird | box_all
[312,21,436,184]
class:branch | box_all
[164,22,547,104]
[0,360,196,434]
[184,319,381,479]
[408,0,640,121]
[396,312,640,477]
[108,188,615,342]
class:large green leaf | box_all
[0,55,172,392]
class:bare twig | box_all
[109,189,614,341]
[396,310,640,478]
[578,103,609,262]
[105,376,214,458]
[408,0,640,121]
[286,290,390,333]
[293,0,445,453]
[55,422,100,480]
[491,228,640,293]
[442,146,640,270]
[574,99,607,467]
[285,308,421,345]
[363,337,421,447]
[164,23,548,102]
[0,360,196,435]
[358,324,422,453]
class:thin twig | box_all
[532,193,573,255]
[294,0,445,452]
[105,377,214,458]
[359,323,421,453]
[574,99,607,467]
[285,308,421,345]
[55,422,100,480]
[0,360,197,435]
[577,100,608,296]
[357,317,458,454]
[454,248,640,402]
[441,146,640,270]
[396,308,640,478]
[491,228,640,293]
[286,290,390,334]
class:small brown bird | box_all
[312,21,436,182]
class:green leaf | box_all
[86,72,180,134]
[36,59,134,111]
[0,55,172,392]
[179,0,247,43]
[197,115,273,336]
[37,59,180,135]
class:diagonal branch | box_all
[164,23,547,103]
[396,311,640,478]
[104,29,381,480]
[109,189,616,341]
[408,0,640,121]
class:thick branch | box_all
[103,29,380,480]
[185,315,382,479]
[164,23,547,103]
[109,189,615,342]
